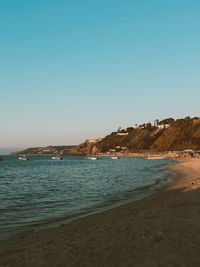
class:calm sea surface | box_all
[0,156,174,239]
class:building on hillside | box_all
[157,124,170,130]
[138,124,146,129]
[117,132,128,136]
[43,149,51,153]
[86,138,102,144]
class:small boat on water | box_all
[18,155,29,161]
[111,156,119,160]
[52,156,63,160]
[88,156,99,160]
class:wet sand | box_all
[1,158,200,267]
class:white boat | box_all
[18,155,29,161]
[88,156,99,160]
[52,156,63,160]
[111,156,119,160]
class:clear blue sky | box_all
[0,0,200,149]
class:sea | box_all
[0,155,174,239]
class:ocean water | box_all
[0,156,174,239]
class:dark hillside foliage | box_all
[71,117,200,155]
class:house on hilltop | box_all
[157,118,174,130]
[117,132,129,136]
[86,138,102,144]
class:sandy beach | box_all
[1,158,200,267]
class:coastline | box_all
[1,158,200,266]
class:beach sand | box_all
[1,158,200,267]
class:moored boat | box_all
[18,155,29,160]
[52,156,63,160]
[111,156,119,160]
[88,156,99,160]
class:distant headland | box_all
[11,145,75,156]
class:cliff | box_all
[70,117,200,155]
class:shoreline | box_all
[0,158,173,241]
[1,158,200,266]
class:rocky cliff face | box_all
[70,117,200,155]
[70,143,99,156]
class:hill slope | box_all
[71,117,200,155]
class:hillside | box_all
[12,145,75,155]
[71,117,200,155]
